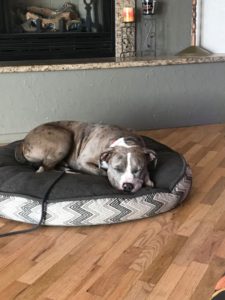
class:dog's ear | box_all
[99,149,113,170]
[143,148,157,168]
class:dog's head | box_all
[99,137,157,193]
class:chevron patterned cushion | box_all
[0,137,192,226]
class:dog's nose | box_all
[122,182,134,192]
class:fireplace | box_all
[0,0,115,61]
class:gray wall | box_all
[1,62,225,142]
[136,0,192,56]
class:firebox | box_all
[0,0,115,61]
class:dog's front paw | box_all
[148,180,154,188]
[145,176,154,188]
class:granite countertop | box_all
[0,55,225,73]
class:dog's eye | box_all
[133,168,141,174]
[114,166,123,172]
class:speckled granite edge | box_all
[0,55,225,74]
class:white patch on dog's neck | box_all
[110,137,137,148]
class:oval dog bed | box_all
[0,137,192,226]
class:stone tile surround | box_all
[115,0,136,57]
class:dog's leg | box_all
[144,173,154,187]
[23,124,73,172]
[77,160,107,176]
[36,166,45,173]
[38,156,64,172]
[57,164,80,174]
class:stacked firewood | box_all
[19,2,81,32]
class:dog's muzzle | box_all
[122,182,134,192]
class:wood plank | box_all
[146,263,187,300]
[0,281,28,300]
[140,234,187,284]
[202,177,225,205]
[176,203,211,237]
[18,230,86,284]
[190,256,225,300]
[168,261,208,300]
[174,222,214,266]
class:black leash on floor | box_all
[0,172,65,238]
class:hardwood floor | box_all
[1,123,225,299]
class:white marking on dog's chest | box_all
[110,138,136,148]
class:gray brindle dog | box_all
[15,121,157,193]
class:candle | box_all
[122,7,135,23]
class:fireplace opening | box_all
[0,0,115,61]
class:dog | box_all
[15,121,157,193]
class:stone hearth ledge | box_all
[0,55,225,74]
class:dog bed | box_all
[0,137,192,226]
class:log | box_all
[27,4,78,19]
[41,17,62,30]
[26,11,76,22]
[27,6,56,18]
[25,11,78,31]
[26,12,40,21]
[22,3,79,32]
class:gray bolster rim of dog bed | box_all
[0,137,192,226]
